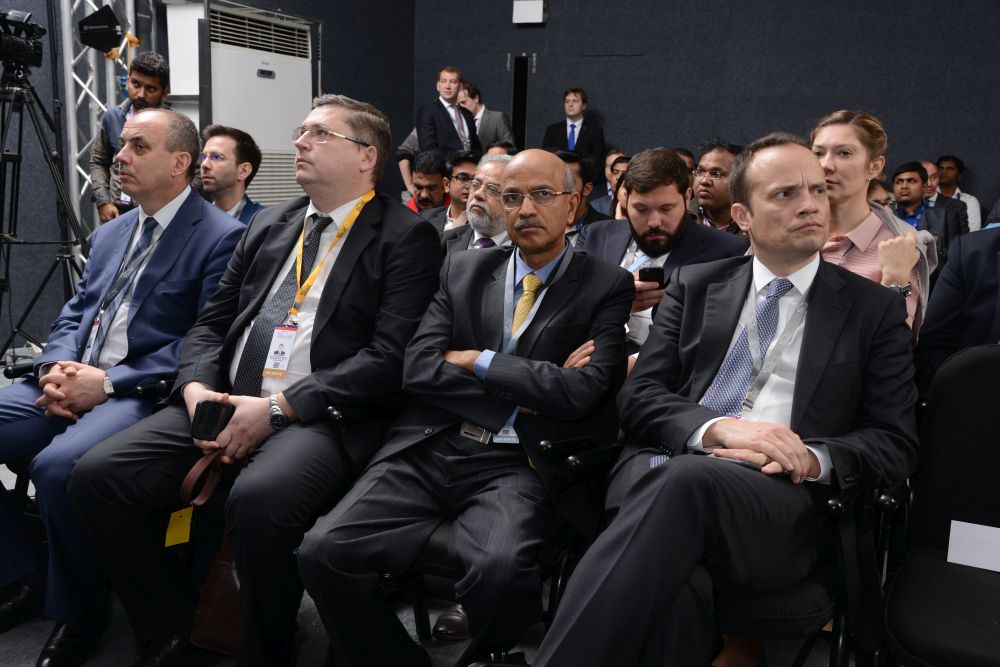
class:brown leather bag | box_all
[180,451,241,656]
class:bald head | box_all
[501,149,579,268]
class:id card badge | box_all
[492,425,520,444]
[262,324,297,379]
[81,315,101,362]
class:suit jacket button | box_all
[424,428,433,435]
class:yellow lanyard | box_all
[289,190,375,319]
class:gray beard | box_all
[467,207,506,237]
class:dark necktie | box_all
[476,237,495,249]
[86,217,159,365]
[451,105,469,149]
[699,278,795,417]
[231,214,334,396]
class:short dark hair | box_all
[439,65,462,80]
[729,132,810,209]
[202,124,263,187]
[461,81,481,101]
[892,161,928,184]
[553,150,597,185]
[446,149,481,176]
[136,108,199,181]
[671,147,695,162]
[130,52,170,90]
[610,155,631,171]
[564,87,588,104]
[413,150,447,177]
[699,139,743,159]
[487,140,517,155]
[621,148,689,196]
[313,94,392,184]
[936,154,965,173]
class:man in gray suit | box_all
[459,81,516,149]
[441,153,514,255]
[297,149,634,666]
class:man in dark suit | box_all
[69,95,442,665]
[459,81,515,148]
[540,87,605,165]
[534,134,919,667]
[297,149,634,667]
[441,153,513,256]
[416,65,482,153]
[421,149,481,234]
[892,161,967,276]
[554,151,612,246]
[0,108,244,664]
[576,148,748,357]
[922,159,970,234]
[200,124,265,223]
[915,227,1000,395]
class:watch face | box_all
[269,412,288,430]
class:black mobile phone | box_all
[637,266,665,288]
[191,400,235,441]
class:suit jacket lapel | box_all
[517,252,581,356]
[313,196,379,336]
[607,222,632,264]
[446,227,472,254]
[480,250,511,351]
[662,218,702,277]
[128,192,200,324]
[690,260,752,400]
[790,262,849,430]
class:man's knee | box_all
[29,445,75,500]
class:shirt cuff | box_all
[685,417,728,453]
[474,350,496,380]
[804,444,832,484]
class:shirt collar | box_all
[566,117,582,129]
[843,210,883,252]
[304,195,364,229]
[473,229,509,245]
[139,185,191,231]
[515,242,570,286]
[474,106,485,124]
[439,96,458,109]
[226,195,248,217]
[751,253,820,297]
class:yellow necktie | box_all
[512,273,543,333]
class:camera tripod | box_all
[0,61,90,361]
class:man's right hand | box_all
[631,275,665,313]
[182,381,232,452]
[97,202,119,224]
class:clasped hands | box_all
[182,382,295,464]
[35,361,111,419]
[703,419,821,484]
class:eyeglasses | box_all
[470,179,502,199]
[500,189,573,210]
[292,125,371,147]
[450,173,475,184]
[199,152,228,163]
[693,169,727,180]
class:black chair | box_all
[884,344,1000,666]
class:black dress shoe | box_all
[432,602,470,641]
[0,580,44,633]
[36,622,100,667]
[130,634,223,667]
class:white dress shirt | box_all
[686,254,832,483]
[95,186,191,370]
[619,242,670,348]
[227,196,362,397]
[937,187,982,231]
[565,117,582,141]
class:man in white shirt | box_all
[441,153,513,255]
[937,154,982,231]
[533,133,919,667]
[416,65,481,153]
[0,108,244,665]
[921,159,970,233]
[199,124,265,224]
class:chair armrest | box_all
[326,395,405,427]
[134,379,173,400]
[825,483,865,517]
[3,362,33,379]
[537,437,596,462]
[566,444,622,474]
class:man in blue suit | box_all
[0,108,244,665]
[200,124,265,223]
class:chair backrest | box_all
[909,344,1000,550]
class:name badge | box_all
[262,324,297,379]
[492,425,520,444]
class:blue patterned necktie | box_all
[699,278,795,417]
[85,217,159,365]
[568,123,577,151]
[231,214,334,396]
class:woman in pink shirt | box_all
[810,110,935,332]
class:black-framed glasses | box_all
[693,168,727,180]
[500,189,573,210]
[450,173,475,184]
[199,151,228,163]
[292,125,371,147]
[470,179,502,199]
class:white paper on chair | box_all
[947,520,1000,573]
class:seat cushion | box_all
[886,548,1000,666]
[716,565,835,637]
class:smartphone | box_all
[191,400,235,441]
[637,266,665,288]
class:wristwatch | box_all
[885,282,912,298]
[102,374,115,397]
[267,394,288,431]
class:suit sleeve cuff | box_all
[805,444,832,484]
[685,417,728,453]
[474,350,496,380]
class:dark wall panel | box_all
[414,0,1000,211]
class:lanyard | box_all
[740,297,808,414]
[500,248,573,355]
[95,222,161,320]
[289,190,375,320]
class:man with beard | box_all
[91,52,171,223]
[554,151,612,246]
[200,124,265,223]
[577,148,747,356]
[694,140,744,235]
[441,153,513,255]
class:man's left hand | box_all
[209,395,275,465]
[444,349,481,373]
[711,447,821,483]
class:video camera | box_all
[0,10,44,70]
